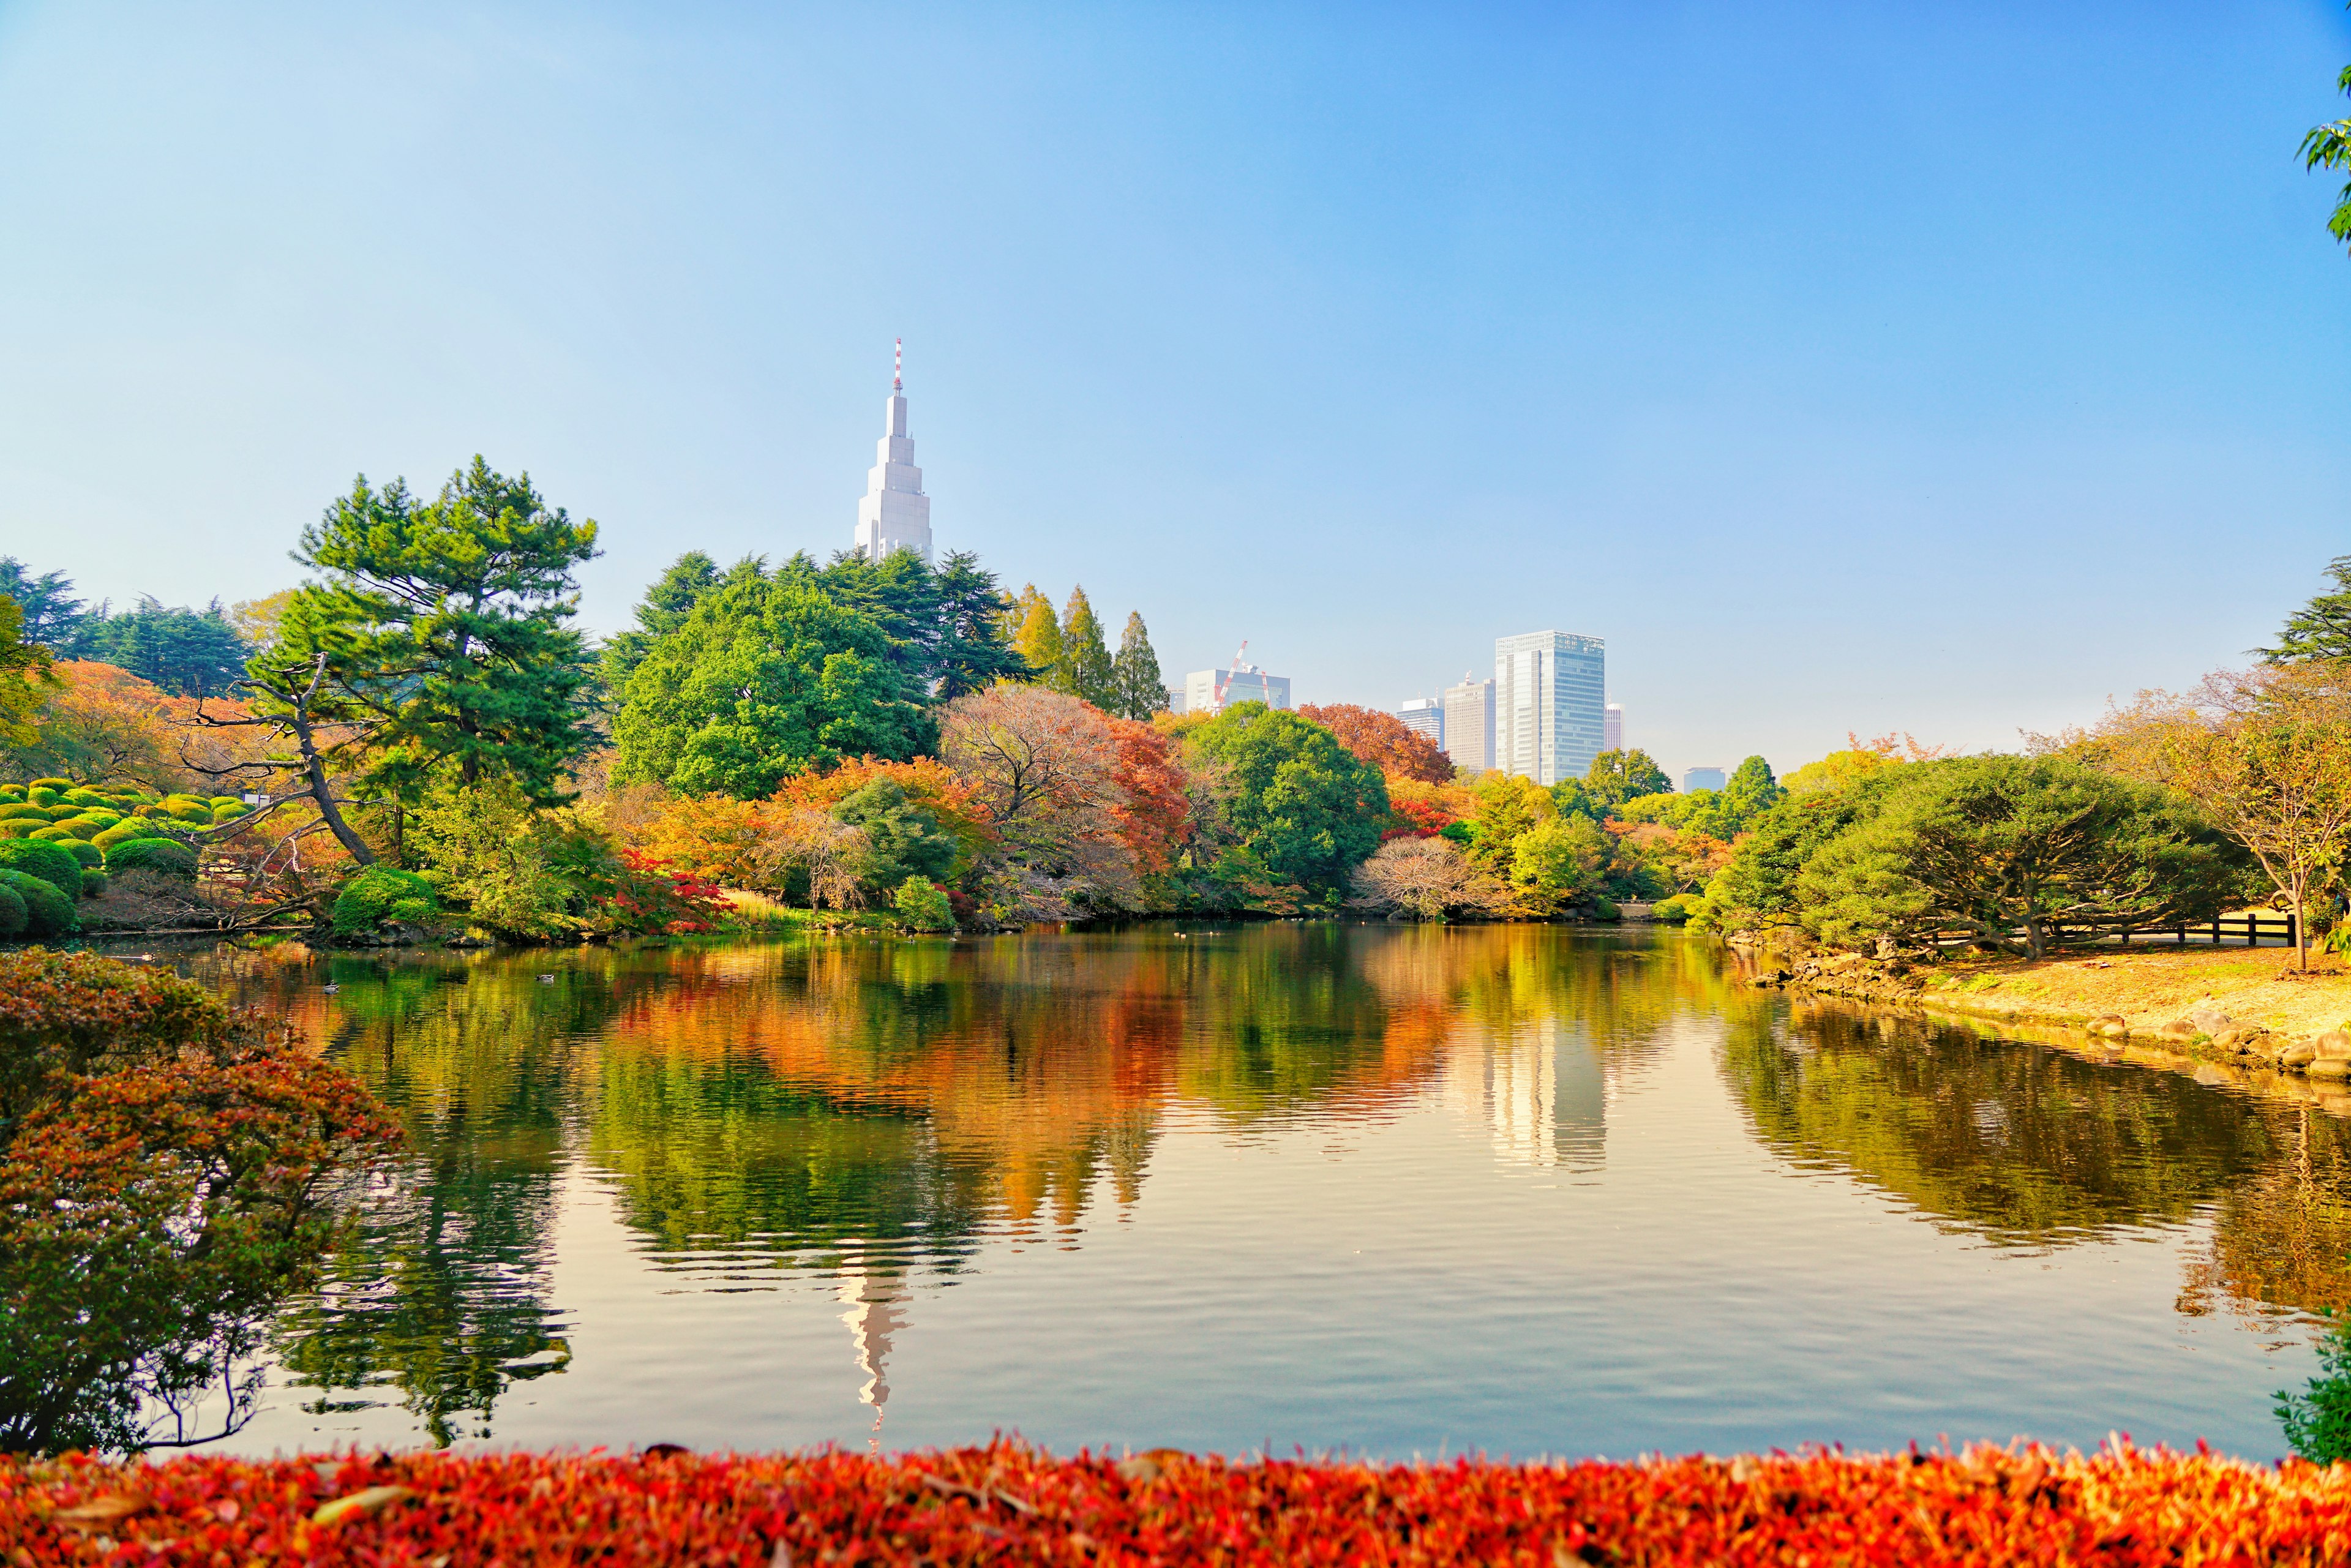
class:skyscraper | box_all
[1683,765,1727,793]
[1442,673,1495,771]
[853,340,934,563]
[1494,631,1606,786]
[1397,697,1444,751]
[1603,703,1623,754]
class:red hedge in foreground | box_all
[7,1438,2351,1565]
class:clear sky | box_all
[1,2,2345,782]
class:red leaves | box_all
[7,1440,2351,1565]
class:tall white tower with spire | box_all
[853,339,934,563]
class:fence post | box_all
[2211,917,2221,946]
[2177,923,2187,946]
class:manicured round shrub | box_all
[26,787,60,807]
[94,819,180,852]
[0,868,74,938]
[56,839,102,870]
[51,819,103,841]
[0,822,33,841]
[332,865,440,934]
[61,788,108,808]
[0,801,42,820]
[0,880,25,938]
[208,796,243,809]
[0,837,86,902]
[77,809,122,830]
[28,777,71,790]
[105,838,199,880]
[212,803,249,821]
[79,868,108,899]
[0,784,21,801]
[27,824,78,842]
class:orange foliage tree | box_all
[1296,702,1453,784]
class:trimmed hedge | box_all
[0,879,23,937]
[93,819,177,852]
[332,864,440,933]
[55,839,102,870]
[0,838,83,902]
[78,868,107,899]
[0,868,73,937]
[105,838,198,880]
[0,822,33,841]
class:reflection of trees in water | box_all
[200,926,1724,1440]
[209,953,587,1447]
[1724,1003,2279,1245]
[1722,1000,2351,1321]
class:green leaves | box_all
[2301,61,2351,251]
[614,570,934,798]
[1188,705,1388,897]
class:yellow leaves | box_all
[311,1484,417,1526]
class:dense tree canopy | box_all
[1186,703,1389,898]
[0,560,87,650]
[1058,587,1116,710]
[0,596,52,749]
[601,550,719,695]
[1297,703,1453,784]
[67,598,250,699]
[275,459,603,809]
[1583,749,1671,809]
[615,563,932,798]
[2265,555,2351,664]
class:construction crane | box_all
[1213,640,1262,710]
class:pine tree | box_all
[1110,611,1165,720]
[601,550,719,697]
[932,550,1027,697]
[1011,586,1065,687]
[1060,587,1116,708]
[2266,556,2351,663]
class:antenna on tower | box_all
[893,338,902,393]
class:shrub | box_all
[332,864,441,934]
[0,869,74,937]
[104,838,198,880]
[893,876,955,931]
[1651,892,1700,925]
[0,823,32,841]
[0,803,43,822]
[0,784,21,801]
[53,819,103,841]
[94,819,178,852]
[78,869,107,899]
[26,777,72,790]
[0,839,83,903]
[25,787,60,806]
[25,825,75,842]
[75,809,121,831]
[0,881,23,938]
[55,839,101,870]
[60,789,107,808]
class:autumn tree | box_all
[1059,587,1116,708]
[1296,703,1452,784]
[8,660,176,786]
[227,588,298,656]
[2090,662,2351,969]
[1109,611,1166,721]
[936,683,1136,919]
[1007,585,1064,688]
[1350,836,1512,921]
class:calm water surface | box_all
[179,923,2351,1459]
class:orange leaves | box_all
[7,1441,2351,1565]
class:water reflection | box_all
[184,925,2351,1450]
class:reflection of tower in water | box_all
[1444,1019,1607,1169]
[834,1258,910,1441]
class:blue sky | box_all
[1,2,2345,781]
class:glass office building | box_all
[1494,631,1607,787]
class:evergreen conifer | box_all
[1110,611,1165,720]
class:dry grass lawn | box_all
[1919,942,2351,1039]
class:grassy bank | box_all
[1911,945,2351,1040]
[9,1441,2351,1565]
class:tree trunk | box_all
[288,707,375,867]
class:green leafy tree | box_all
[1110,610,1165,721]
[2303,59,2351,253]
[1188,703,1389,897]
[817,547,945,687]
[1058,587,1116,708]
[615,564,932,798]
[0,595,54,748]
[0,560,88,649]
[2265,556,2351,663]
[1584,748,1672,810]
[601,550,719,696]
[1795,755,2247,958]
[893,875,954,931]
[1720,756,1784,825]
[408,778,590,939]
[1510,815,1609,912]
[2281,1316,2351,1463]
[273,459,602,816]
[832,778,958,894]
[69,597,250,698]
[933,550,1027,697]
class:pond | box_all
[175,923,2351,1460]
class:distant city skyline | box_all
[2,4,2345,786]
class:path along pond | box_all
[178,923,2351,1460]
